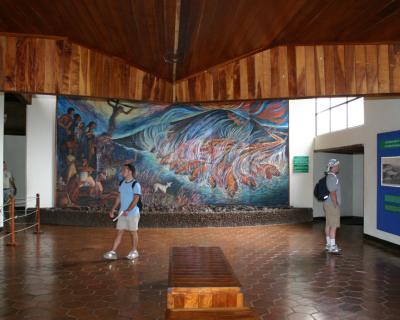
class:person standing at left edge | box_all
[104,163,141,260]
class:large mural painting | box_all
[56,97,289,208]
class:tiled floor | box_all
[1,222,400,320]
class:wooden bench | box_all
[167,247,244,310]
[165,307,259,320]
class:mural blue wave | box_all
[56,97,288,208]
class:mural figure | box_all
[107,99,137,135]
[56,97,289,209]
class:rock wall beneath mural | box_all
[56,97,289,209]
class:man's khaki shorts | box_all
[323,203,341,228]
[116,214,140,231]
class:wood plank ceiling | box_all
[0,0,400,82]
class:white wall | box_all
[315,97,400,245]
[4,135,26,200]
[26,95,56,208]
[289,99,315,208]
[0,93,4,228]
[313,152,354,217]
[353,154,364,217]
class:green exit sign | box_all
[293,156,309,173]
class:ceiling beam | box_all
[172,0,181,102]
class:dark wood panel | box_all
[166,308,259,320]
[323,45,335,96]
[305,46,316,97]
[176,0,400,79]
[273,0,400,44]
[169,247,240,288]
[334,45,346,95]
[0,37,5,89]
[295,46,306,96]
[1,1,400,81]
[175,43,400,102]
[355,45,367,94]
[0,0,176,80]
[314,46,326,96]
[0,35,172,102]
[176,0,308,80]
[378,45,390,93]
[345,45,356,93]
[315,144,364,155]
[389,44,400,93]
[366,45,378,94]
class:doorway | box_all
[4,93,28,207]
[314,144,364,224]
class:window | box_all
[316,97,364,135]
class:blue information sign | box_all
[377,130,400,236]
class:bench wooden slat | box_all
[169,247,241,288]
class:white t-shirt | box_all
[3,170,13,189]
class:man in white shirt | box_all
[104,163,142,260]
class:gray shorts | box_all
[116,214,140,231]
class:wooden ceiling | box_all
[1,0,400,81]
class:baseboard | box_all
[40,207,313,228]
[313,216,364,225]
[364,234,400,253]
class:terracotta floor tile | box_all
[1,222,400,319]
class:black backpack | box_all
[119,180,143,210]
[314,175,330,201]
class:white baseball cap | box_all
[327,159,340,170]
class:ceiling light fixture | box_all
[164,52,182,64]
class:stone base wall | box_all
[40,207,313,228]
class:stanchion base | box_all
[6,242,17,246]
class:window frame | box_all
[315,97,363,136]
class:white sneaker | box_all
[126,250,139,260]
[325,244,330,251]
[328,244,342,253]
[103,250,118,260]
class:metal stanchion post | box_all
[34,193,42,234]
[7,196,17,246]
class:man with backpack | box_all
[323,159,342,254]
[104,163,142,260]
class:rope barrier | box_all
[2,208,37,223]
[1,193,42,245]
[0,223,39,240]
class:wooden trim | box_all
[175,43,400,102]
[0,35,173,102]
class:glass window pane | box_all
[331,104,347,132]
[316,98,330,113]
[317,110,330,135]
[331,97,347,108]
[348,98,364,127]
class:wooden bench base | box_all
[167,247,259,319]
[167,287,244,309]
[166,307,259,320]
